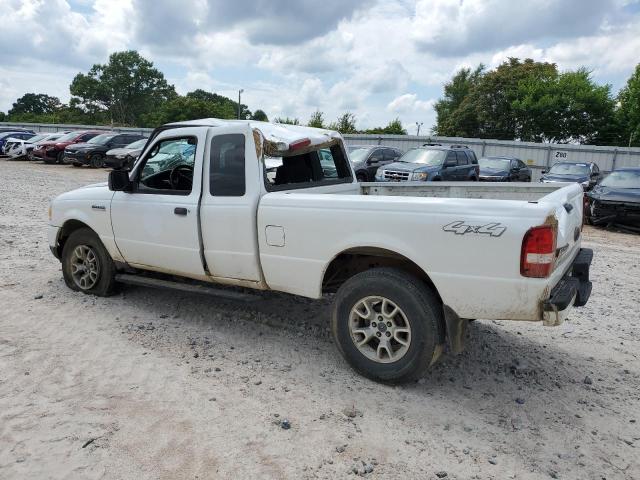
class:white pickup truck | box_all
[48,119,593,383]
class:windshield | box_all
[549,163,589,175]
[600,170,640,189]
[27,134,48,143]
[349,148,372,163]
[399,149,446,165]
[479,157,511,169]
[88,134,115,145]
[55,132,80,142]
[126,138,146,149]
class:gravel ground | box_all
[1,160,639,480]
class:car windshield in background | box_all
[27,134,48,143]
[55,132,80,142]
[349,148,371,163]
[549,163,589,175]
[479,157,510,169]
[88,134,115,145]
[600,170,640,189]
[400,149,446,165]
[126,138,147,149]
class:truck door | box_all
[110,127,207,278]
[200,124,263,282]
[442,151,458,180]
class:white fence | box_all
[3,122,640,176]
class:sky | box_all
[1,0,640,133]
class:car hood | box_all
[588,186,640,203]
[541,173,588,183]
[480,168,509,177]
[66,142,107,152]
[380,162,441,173]
[106,147,141,156]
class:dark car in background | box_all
[479,156,531,182]
[33,130,103,164]
[375,144,479,182]
[64,132,146,168]
[348,145,404,181]
[540,162,600,190]
[587,168,640,231]
[104,138,148,169]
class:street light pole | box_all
[416,121,424,136]
[238,89,244,119]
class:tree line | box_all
[433,58,640,147]
[1,51,638,145]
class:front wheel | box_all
[61,228,116,296]
[332,268,444,384]
[89,154,105,168]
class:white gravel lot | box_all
[0,160,639,480]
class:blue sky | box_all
[1,0,640,133]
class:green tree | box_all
[187,89,251,119]
[141,94,236,126]
[363,118,407,135]
[274,116,300,125]
[251,109,269,122]
[433,65,484,136]
[8,93,62,116]
[0,111,5,121]
[618,64,640,146]
[70,50,177,126]
[307,110,325,128]
[329,112,357,134]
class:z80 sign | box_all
[552,150,569,161]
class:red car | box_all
[32,130,103,164]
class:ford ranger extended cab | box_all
[48,119,593,383]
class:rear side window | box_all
[80,133,98,142]
[456,151,468,165]
[210,134,245,197]
[466,151,478,164]
[383,149,398,161]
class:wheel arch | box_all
[321,246,442,304]
[55,219,94,258]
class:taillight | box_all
[521,225,557,278]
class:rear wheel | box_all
[61,228,116,296]
[332,268,444,384]
[356,172,368,182]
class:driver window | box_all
[138,137,196,194]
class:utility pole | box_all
[416,121,423,136]
[238,89,244,119]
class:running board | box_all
[115,274,260,302]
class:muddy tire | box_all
[332,268,444,384]
[61,228,116,297]
[89,154,104,168]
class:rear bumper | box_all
[542,248,593,326]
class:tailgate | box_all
[540,183,584,272]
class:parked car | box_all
[104,138,148,170]
[5,132,69,160]
[64,133,147,168]
[26,133,69,160]
[48,118,592,383]
[375,144,479,182]
[33,130,103,164]
[0,131,35,154]
[479,156,531,182]
[586,168,640,230]
[348,145,404,181]
[540,162,600,190]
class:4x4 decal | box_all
[443,221,506,237]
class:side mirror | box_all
[108,170,133,192]
[541,170,547,174]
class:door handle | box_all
[174,207,188,216]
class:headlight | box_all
[580,180,589,188]
[412,172,428,181]
[375,170,385,180]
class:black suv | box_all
[63,132,147,168]
[348,145,404,181]
[375,144,479,182]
